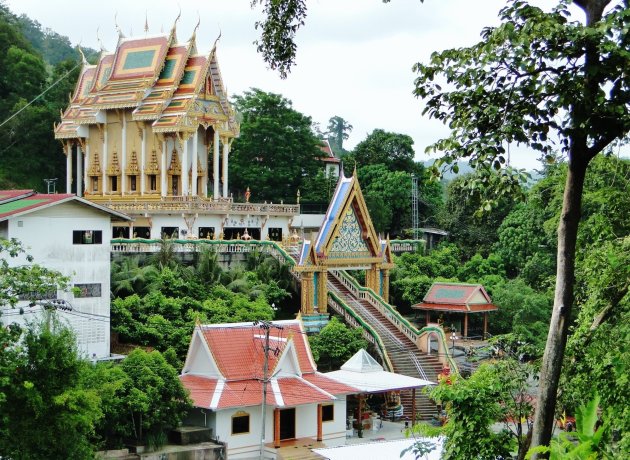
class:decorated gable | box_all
[329,205,371,259]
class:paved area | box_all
[345,420,411,445]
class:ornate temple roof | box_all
[412,282,497,313]
[55,24,239,140]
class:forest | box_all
[0,0,628,458]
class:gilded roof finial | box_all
[144,11,149,34]
[77,43,88,65]
[190,11,201,42]
[212,28,222,51]
[353,161,357,176]
[96,27,107,52]
[114,12,124,39]
[170,7,181,40]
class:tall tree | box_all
[412,1,630,451]
[349,128,416,173]
[229,88,321,203]
[326,115,353,155]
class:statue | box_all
[245,187,251,203]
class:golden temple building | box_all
[55,22,299,240]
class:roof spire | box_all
[190,11,201,42]
[170,7,181,41]
[213,28,222,51]
[76,44,88,66]
[96,26,107,52]
[114,12,124,39]
[144,11,149,34]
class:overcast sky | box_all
[5,0,575,170]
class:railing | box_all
[94,196,300,215]
[331,269,458,374]
[389,239,425,253]
[328,292,394,372]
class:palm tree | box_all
[111,256,159,297]
[326,115,353,155]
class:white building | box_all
[180,320,359,459]
[0,189,130,358]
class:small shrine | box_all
[412,282,497,338]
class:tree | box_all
[229,88,321,203]
[0,322,102,460]
[326,115,353,155]
[349,129,416,173]
[309,317,368,371]
[411,2,630,450]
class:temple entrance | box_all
[279,408,296,440]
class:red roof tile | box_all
[180,374,216,408]
[277,377,333,406]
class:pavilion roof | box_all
[412,282,497,313]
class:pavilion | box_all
[412,282,497,338]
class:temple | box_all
[55,22,299,240]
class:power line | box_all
[0,61,81,129]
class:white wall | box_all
[1,201,114,358]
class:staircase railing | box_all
[331,269,458,373]
[328,292,394,372]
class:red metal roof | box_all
[301,373,357,395]
[0,191,74,220]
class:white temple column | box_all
[76,143,83,197]
[140,127,146,196]
[222,137,229,198]
[192,130,198,196]
[213,128,220,200]
[102,129,108,194]
[66,143,72,194]
[161,139,167,197]
[202,134,209,197]
[121,114,127,196]
[84,143,89,193]
[182,136,189,196]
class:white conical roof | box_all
[340,349,383,373]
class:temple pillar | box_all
[83,143,89,194]
[382,269,390,302]
[318,270,328,314]
[317,404,323,441]
[182,136,189,196]
[412,388,416,426]
[365,264,380,293]
[192,130,198,196]
[273,408,281,448]
[102,129,108,194]
[140,127,146,195]
[213,128,220,199]
[160,139,167,197]
[222,137,229,198]
[121,114,127,196]
[463,313,469,338]
[301,272,314,315]
[76,142,83,197]
[66,143,72,193]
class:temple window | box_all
[110,176,118,192]
[149,174,157,191]
[129,175,137,192]
[161,227,179,239]
[199,227,215,239]
[73,230,103,245]
[322,404,334,422]
[91,177,99,192]
[231,411,250,435]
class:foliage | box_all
[0,237,70,308]
[309,317,368,371]
[526,395,611,460]
[82,349,191,448]
[429,359,536,460]
[0,322,102,460]
[326,115,353,156]
[229,88,321,202]
[349,129,416,173]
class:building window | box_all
[232,411,250,435]
[73,230,103,245]
[74,283,101,298]
[18,286,57,301]
[110,176,118,192]
[91,177,99,192]
[268,227,282,241]
[113,226,130,238]
[133,226,151,239]
[130,175,137,192]
[149,174,157,191]
[322,404,334,422]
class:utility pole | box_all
[411,174,419,240]
[254,320,283,460]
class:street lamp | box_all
[450,332,457,354]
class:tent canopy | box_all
[325,349,435,393]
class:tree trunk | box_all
[530,155,589,455]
